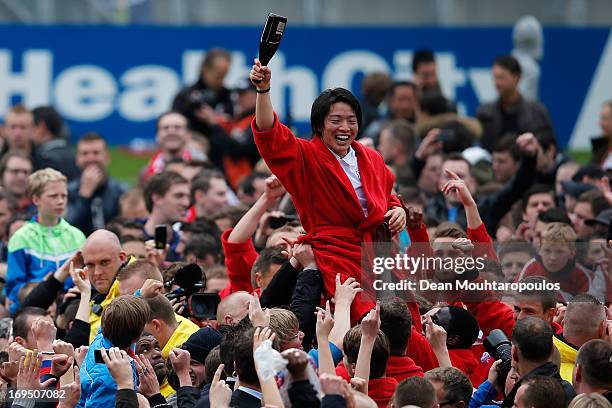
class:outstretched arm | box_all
[250,58,274,131]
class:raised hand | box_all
[316,300,335,340]
[334,274,362,306]
[360,301,381,340]
[249,293,270,328]
[441,168,476,208]
[263,175,286,207]
[100,348,133,390]
[134,354,160,397]
[210,364,232,408]
[249,58,272,90]
[406,206,424,230]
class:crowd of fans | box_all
[0,43,610,408]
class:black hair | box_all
[13,307,48,339]
[512,317,553,363]
[412,49,436,73]
[494,55,522,76]
[575,339,612,389]
[143,171,188,213]
[343,326,390,379]
[492,134,521,161]
[444,306,479,349]
[537,208,572,225]
[184,234,221,262]
[310,88,363,136]
[521,184,556,212]
[380,298,412,355]
[31,106,63,138]
[238,172,269,196]
[520,376,566,408]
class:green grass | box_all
[108,147,150,187]
[107,147,594,188]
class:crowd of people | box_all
[0,43,610,408]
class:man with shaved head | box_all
[82,229,128,342]
[216,291,252,327]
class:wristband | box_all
[256,87,271,94]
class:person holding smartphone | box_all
[249,60,406,323]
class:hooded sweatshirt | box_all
[6,217,85,315]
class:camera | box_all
[483,329,513,387]
[269,214,298,229]
[187,89,217,111]
[164,263,220,321]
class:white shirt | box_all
[329,146,369,217]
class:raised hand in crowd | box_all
[134,353,160,397]
[16,353,56,390]
[292,243,316,270]
[79,164,106,199]
[253,327,285,407]
[263,175,286,207]
[100,348,134,390]
[281,348,310,382]
[145,239,169,267]
[329,274,361,351]
[249,292,270,328]
[354,301,381,392]
[141,278,164,298]
[442,168,483,229]
[415,128,443,161]
[33,318,57,353]
[74,346,89,368]
[57,368,81,408]
[515,132,539,156]
[51,353,74,378]
[596,176,612,205]
[169,348,192,387]
[209,364,232,408]
[425,313,452,368]
[316,301,336,376]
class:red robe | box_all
[218,228,259,299]
[386,355,424,383]
[253,114,401,321]
[368,377,399,408]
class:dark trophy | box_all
[255,13,287,82]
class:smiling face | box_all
[321,102,359,158]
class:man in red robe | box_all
[249,59,406,322]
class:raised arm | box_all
[250,58,274,131]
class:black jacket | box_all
[172,79,233,137]
[477,96,555,152]
[229,389,261,408]
[67,176,128,236]
[425,152,537,235]
[501,362,576,408]
[33,139,80,181]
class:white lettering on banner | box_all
[0,48,499,127]
[570,29,612,149]
[0,50,51,113]
[268,53,318,121]
[119,66,180,121]
[54,65,116,121]
[322,50,391,90]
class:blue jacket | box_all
[77,334,138,408]
[6,217,85,315]
[469,379,501,408]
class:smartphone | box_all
[94,349,104,364]
[154,225,167,250]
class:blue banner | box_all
[0,25,610,148]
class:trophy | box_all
[255,13,287,82]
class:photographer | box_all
[172,48,233,138]
[501,317,576,407]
